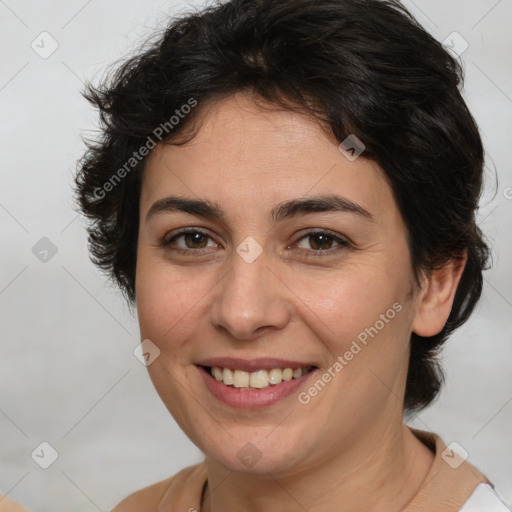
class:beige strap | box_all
[404,428,490,512]
[0,495,30,512]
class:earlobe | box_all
[412,251,467,337]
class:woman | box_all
[75,0,510,510]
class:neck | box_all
[201,422,434,512]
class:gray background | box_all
[0,0,511,510]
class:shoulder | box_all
[0,495,30,512]
[111,476,175,511]
[111,462,206,511]
[406,426,509,512]
[459,483,511,512]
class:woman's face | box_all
[135,93,423,475]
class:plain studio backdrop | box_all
[0,0,511,510]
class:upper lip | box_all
[195,357,316,372]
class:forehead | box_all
[140,93,395,225]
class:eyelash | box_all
[161,228,349,257]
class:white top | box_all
[460,483,511,511]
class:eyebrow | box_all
[145,194,374,224]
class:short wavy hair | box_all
[74,0,491,415]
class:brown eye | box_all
[163,229,217,251]
[181,232,209,249]
[296,231,347,252]
[308,233,335,250]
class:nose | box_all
[209,248,292,341]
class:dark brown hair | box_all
[74,0,491,414]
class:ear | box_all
[412,251,467,337]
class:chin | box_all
[197,425,314,476]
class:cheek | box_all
[288,263,406,346]
[134,259,213,430]
[135,258,216,355]
[287,261,413,411]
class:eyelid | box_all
[163,226,209,240]
[162,227,219,248]
[160,226,350,256]
[293,227,349,244]
[290,228,350,253]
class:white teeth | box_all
[268,368,282,385]
[282,368,293,381]
[210,366,312,389]
[222,368,234,385]
[249,370,269,388]
[233,370,250,388]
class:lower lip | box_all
[197,366,317,409]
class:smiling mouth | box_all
[200,365,317,390]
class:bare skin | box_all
[132,92,465,512]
